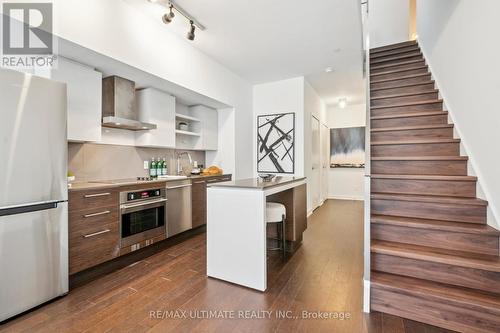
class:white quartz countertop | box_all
[207,177,306,190]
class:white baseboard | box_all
[363,279,371,313]
[328,195,364,201]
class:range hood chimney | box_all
[101,76,157,131]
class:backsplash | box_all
[68,143,206,182]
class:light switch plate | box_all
[143,161,149,169]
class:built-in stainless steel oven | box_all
[119,188,167,249]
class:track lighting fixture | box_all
[162,4,175,24]
[151,1,205,40]
[187,20,195,41]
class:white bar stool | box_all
[266,202,286,258]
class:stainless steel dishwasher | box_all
[166,179,192,237]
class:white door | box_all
[321,124,330,202]
[311,116,321,210]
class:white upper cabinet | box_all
[189,105,218,151]
[50,57,102,142]
[135,88,176,148]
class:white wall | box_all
[253,77,305,179]
[417,0,500,229]
[326,103,366,200]
[51,0,253,179]
[369,0,410,48]
[253,78,327,214]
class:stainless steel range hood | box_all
[102,76,157,131]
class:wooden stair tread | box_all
[370,41,418,54]
[371,99,443,110]
[371,73,431,84]
[371,156,467,161]
[371,174,476,181]
[370,66,428,77]
[370,90,438,101]
[371,271,500,309]
[371,240,500,273]
[371,80,435,92]
[371,124,453,132]
[370,52,422,64]
[371,138,460,145]
[371,111,447,120]
[370,46,420,59]
[371,193,487,206]
[371,59,425,71]
[371,214,499,235]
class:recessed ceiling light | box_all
[325,67,334,73]
[338,98,347,109]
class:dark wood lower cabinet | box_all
[191,175,232,228]
[192,180,207,228]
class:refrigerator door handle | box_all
[0,201,62,217]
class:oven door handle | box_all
[120,198,168,210]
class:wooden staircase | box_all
[369,40,500,332]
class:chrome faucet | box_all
[177,151,193,176]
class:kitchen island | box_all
[206,177,307,291]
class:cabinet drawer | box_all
[69,222,120,274]
[69,189,118,212]
[69,206,119,233]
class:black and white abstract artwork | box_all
[257,113,295,174]
[330,127,365,168]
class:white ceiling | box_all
[125,0,365,106]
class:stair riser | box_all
[371,287,500,333]
[371,224,498,255]
[371,82,435,97]
[371,102,443,117]
[371,127,453,141]
[372,254,500,293]
[371,68,429,82]
[371,74,431,90]
[371,54,423,66]
[371,199,486,224]
[370,45,420,59]
[371,92,438,107]
[371,41,417,54]
[371,178,476,197]
[371,114,448,128]
[371,160,467,176]
[371,142,460,157]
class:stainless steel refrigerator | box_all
[0,68,68,322]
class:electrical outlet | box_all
[143,161,149,170]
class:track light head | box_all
[187,20,196,41]
[162,5,175,24]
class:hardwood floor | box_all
[0,200,453,332]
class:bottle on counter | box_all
[150,157,157,179]
[156,157,163,177]
[162,157,168,176]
